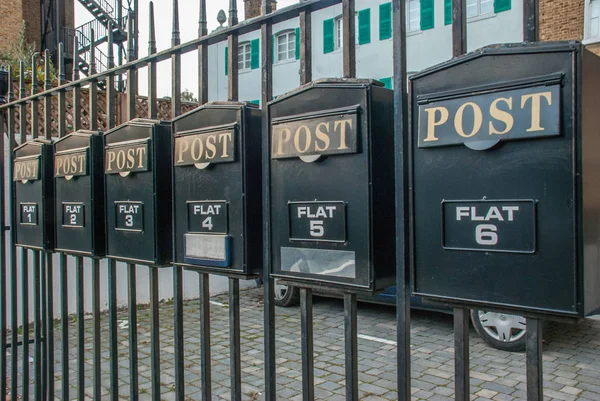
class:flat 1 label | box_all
[187,201,228,234]
[289,201,346,242]
[115,202,144,232]
[442,200,536,253]
[62,203,84,227]
[20,203,38,225]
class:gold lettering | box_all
[334,119,353,150]
[454,102,483,138]
[126,148,135,169]
[206,135,217,160]
[106,151,116,171]
[489,97,514,135]
[70,155,77,173]
[78,155,85,173]
[116,150,126,170]
[176,138,190,163]
[191,137,203,161]
[315,122,331,152]
[521,91,552,132]
[136,147,146,168]
[55,157,63,176]
[294,125,312,153]
[274,128,291,156]
[218,132,232,158]
[423,107,449,142]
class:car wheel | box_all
[273,280,300,307]
[470,309,527,352]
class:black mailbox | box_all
[14,138,54,251]
[410,42,600,318]
[171,102,262,277]
[267,79,395,292]
[54,130,105,257]
[104,119,172,265]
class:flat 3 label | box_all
[442,200,536,253]
[115,202,144,232]
[289,201,346,242]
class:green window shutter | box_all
[249,99,260,105]
[272,34,276,63]
[379,3,392,40]
[295,28,301,60]
[444,0,452,25]
[251,39,260,69]
[420,0,434,30]
[323,18,335,54]
[225,46,228,75]
[358,9,371,45]
[380,77,393,89]
[494,0,511,13]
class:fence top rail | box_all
[0,0,341,110]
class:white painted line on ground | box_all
[210,300,227,307]
[358,333,397,346]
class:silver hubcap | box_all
[274,281,288,301]
[477,311,527,343]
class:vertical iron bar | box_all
[260,1,275,399]
[454,308,470,401]
[342,0,356,78]
[299,10,312,85]
[73,37,82,132]
[150,267,161,401]
[199,273,211,401]
[452,0,467,57]
[107,260,118,401]
[148,2,158,119]
[171,0,182,118]
[59,254,69,401]
[89,30,98,131]
[392,0,411,399]
[526,318,543,400]
[20,247,29,401]
[92,259,101,400]
[33,252,42,401]
[198,0,208,105]
[127,263,139,400]
[127,14,137,121]
[300,288,314,401]
[229,278,241,401]
[0,66,9,401]
[523,0,539,42]
[106,25,116,128]
[227,35,239,102]
[229,0,238,27]
[344,293,358,401]
[31,55,39,137]
[76,256,84,401]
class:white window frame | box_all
[585,0,600,43]
[466,0,495,19]
[335,16,343,50]
[406,0,421,33]
[238,42,252,72]
[275,30,296,63]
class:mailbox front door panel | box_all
[410,44,582,316]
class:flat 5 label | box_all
[442,200,536,253]
[289,201,346,242]
[115,202,144,232]
[187,201,228,234]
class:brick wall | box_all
[539,0,584,42]
[0,1,25,53]
[244,0,277,20]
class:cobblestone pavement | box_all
[7,287,600,400]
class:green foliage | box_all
[181,88,198,103]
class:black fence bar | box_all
[198,0,208,105]
[454,308,470,401]
[6,66,15,401]
[199,273,212,401]
[0,65,7,401]
[148,2,158,120]
[59,254,69,401]
[20,247,29,401]
[127,263,139,400]
[33,251,42,401]
[92,259,101,400]
[300,288,314,401]
[452,0,467,57]
[229,278,242,401]
[526,318,543,400]
[344,293,358,401]
[150,267,161,401]
[107,260,119,400]
[76,256,85,401]
[392,0,411,398]
[523,0,538,42]
[342,0,356,78]
[299,10,312,85]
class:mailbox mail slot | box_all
[410,42,600,318]
[267,79,395,292]
[172,102,262,277]
[14,139,54,250]
[54,131,105,257]
[104,119,172,265]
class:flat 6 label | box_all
[289,201,346,242]
[442,200,536,253]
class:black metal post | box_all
[198,0,208,104]
[150,267,161,401]
[108,259,119,400]
[127,263,139,400]
[454,308,470,401]
[526,318,543,400]
[20,247,29,401]
[76,256,85,401]
[342,0,356,78]
[59,254,69,401]
[229,278,241,401]
[300,288,314,401]
[344,293,358,401]
[199,273,212,401]
[33,251,41,401]
[299,10,312,85]
[92,259,101,400]
[523,0,538,42]
[452,0,467,57]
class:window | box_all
[407,0,421,32]
[276,31,296,62]
[466,0,494,18]
[335,16,343,50]
[238,42,252,71]
[588,0,600,40]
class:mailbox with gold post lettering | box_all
[171,102,262,277]
[267,79,395,292]
[54,130,105,257]
[410,42,600,317]
[104,119,172,265]
[14,138,54,250]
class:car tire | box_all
[273,280,300,307]
[470,309,527,352]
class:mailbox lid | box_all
[14,139,55,250]
[104,119,172,265]
[268,79,395,292]
[410,42,583,317]
[171,102,263,276]
[54,131,105,256]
